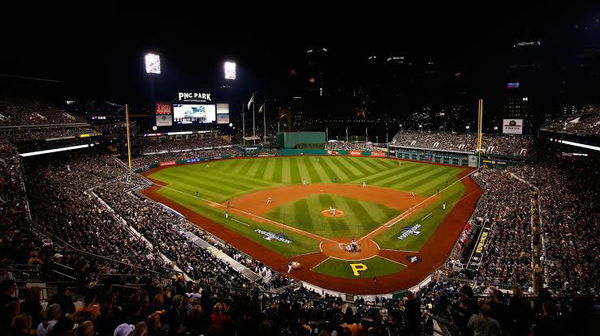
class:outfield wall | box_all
[134,149,388,172]
[277,131,326,148]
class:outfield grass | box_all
[148,156,468,257]
[312,256,406,279]
[263,194,401,238]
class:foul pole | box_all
[477,99,483,167]
[263,102,267,143]
[125,104,132,169]
[252,101,256,145]
[242,103,246,146]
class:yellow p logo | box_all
[350,263,368,276]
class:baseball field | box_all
[142,156,482,294]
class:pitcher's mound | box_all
[320,209,345,218]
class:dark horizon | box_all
[2,1,600,126]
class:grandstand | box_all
[4,6,600,331]
[2,95,598,335]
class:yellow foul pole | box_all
[125,104,132,169]
[477,99,483,167]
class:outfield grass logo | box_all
[255,229,292,244]
[397,224,422,240]
[350,263,368,276]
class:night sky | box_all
[2,1,598,106]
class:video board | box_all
[173,104,216,124]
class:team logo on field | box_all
[406,255,422,264]
[349,263,368,276]
[397,224,421,240]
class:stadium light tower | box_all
[144,53,161,74]
[224,61,236,80]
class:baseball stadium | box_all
[2,3,600,336]
[141,148,481,293]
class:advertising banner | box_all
[370,151,386,157]
[160,161,176,167]
[502,119,523,134]
[156,103,173,115]
[155,103,173,127]
[156,114,172,127]
[466,224,491,271]
[327,150,341,155]
[349,150,363,156]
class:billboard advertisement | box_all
[155,103,173,127]
[349,150,363,156]
[156,114,172,127]
[216,103,230,124]
[502,119,523,134]
[155,103,172,115]
[173,104,216,124]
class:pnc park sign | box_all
[177,92,212,102]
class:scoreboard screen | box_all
[173,104,216,124]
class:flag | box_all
[247,92,255,109]
[259,102,265,113]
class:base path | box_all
[142,161,482,294]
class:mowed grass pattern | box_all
[149,157,465,203]
[148,156,468,255]
[263,194,401,238]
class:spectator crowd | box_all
[1,119,599,335]
[542,105,600,136]
[0,99,81,126]
[390,131,535,157]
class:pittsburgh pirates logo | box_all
[350,263,368,276]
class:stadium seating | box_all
[391,131,536,157]
[1,119,599,336]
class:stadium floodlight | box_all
[145,53,161,74]
[224,61,236,80]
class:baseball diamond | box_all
[142,155,482,294]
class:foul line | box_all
[149,180,338,244]
[359,169,480,243]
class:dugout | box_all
[276,131,326,149]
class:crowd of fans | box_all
[1,126,97,143]
[542,105,600,136]
[451,161,599,298]
[0,142,28,227]
[390,131,535,157]
[414,277,597,336]
[141,137,231,154]
[1,124,600,335]
[132,148,240,169]
[0,99,81,126]
[507,162,600,295]
[466,168,534,288]
[129,137,238,168]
